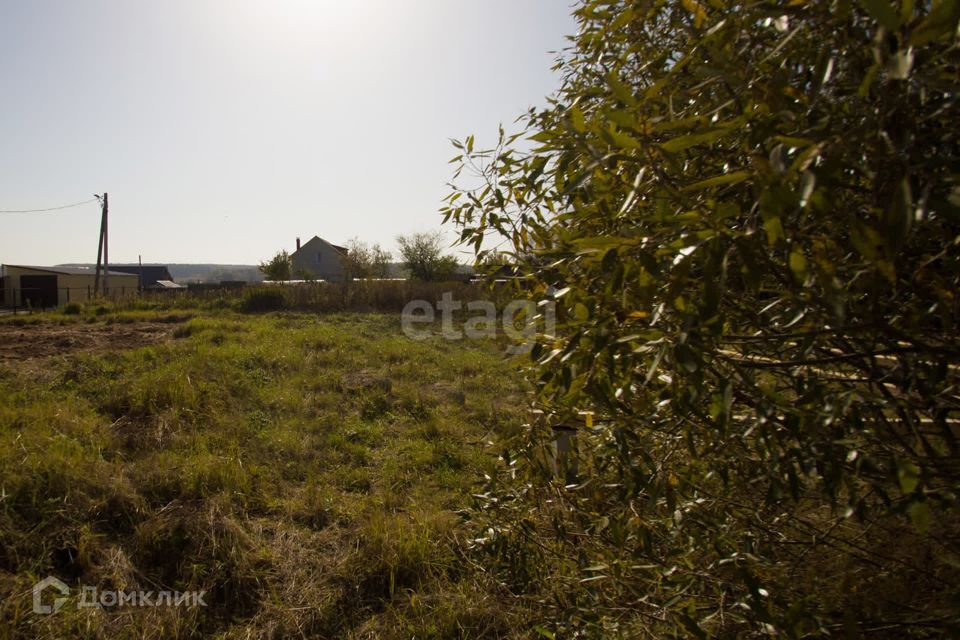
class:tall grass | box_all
[104,280,504,315]
[0,311,530,638]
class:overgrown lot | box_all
[0,311,528,639]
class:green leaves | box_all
[445,0,960,635]
[682,0,708,29]
[567,105,586,133]
[897,459,921,494]
[603,123,642,150]
[604,70,636,105]
[658,126,734,153]
[681,171,750,191]
[789,247,808,281]
[907,501,932,533]
[909,0,960,45]
[572,302,590,322]
[860,0,902,30]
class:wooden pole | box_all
[103,193,109,297]
[93,194,106,295]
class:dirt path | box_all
[0,320,179,366]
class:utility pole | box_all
[93,193,108,296]
[103,192,109,297]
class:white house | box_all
[290,236,348,282]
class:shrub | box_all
[446,1,960,637]
[397,232,461,281]
[62,302,82,315]
[240,288,289,312]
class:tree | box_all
[396,232,459,281]
[445,1,960,637]
[258,250,292,282]
[369,244,392,279]
[341,238,393,280]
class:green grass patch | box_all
[0,311,530,638]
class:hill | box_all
[59,264,265,283]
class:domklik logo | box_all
[32,576,69,615]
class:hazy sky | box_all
[0,1,575,265]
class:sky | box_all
[0,0,575,265]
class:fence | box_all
[1,280,512,315]
[133,280,503,313]
[0,286,140,313]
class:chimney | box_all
[296,237,301,251]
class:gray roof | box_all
[148,280,186,289]
[292,236,347,256]
[2,264,138,277]
[108,265,175,285]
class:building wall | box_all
[0,266,139,307]
[290,237,347,282]
[57,272,140,303]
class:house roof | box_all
[2,264,138,277]
[292,236,347,256]
[108,265,175,285]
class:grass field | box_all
[0,309,530,639]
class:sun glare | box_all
[232,0,381,43]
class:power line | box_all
[0,197,99,214]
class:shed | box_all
[0,264,140,308]
[108,265,175,289]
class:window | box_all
[317,252,322,264]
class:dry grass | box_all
[0,309,531,639]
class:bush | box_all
[446,1,960,637]
[240,288,289,312]
[62,302,82,315]
[397,232,461,281]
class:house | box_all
[0,264,140,308]
[290,236,348,282]
[108,265,175,290]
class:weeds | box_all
[0,310,529,638]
